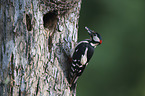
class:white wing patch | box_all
[80,47,88,65]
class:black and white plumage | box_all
[69,27,102,90]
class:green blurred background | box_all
[77,0,145,96]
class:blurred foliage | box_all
[77,0,145,96]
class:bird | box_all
[69,26,102,90]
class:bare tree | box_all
[0,0,81,95]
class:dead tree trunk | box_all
[0,0,81,95]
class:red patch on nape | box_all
[100,40,102,44]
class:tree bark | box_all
[0,0,81,95]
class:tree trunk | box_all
[0,0,81,95]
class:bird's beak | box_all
[85,26,95,36]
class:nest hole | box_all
[43,11,57,30]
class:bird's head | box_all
[85,27,102,46]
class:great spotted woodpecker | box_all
[69,27,102,90]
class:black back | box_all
[72,41,94,63]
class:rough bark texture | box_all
[0,0,81,95]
